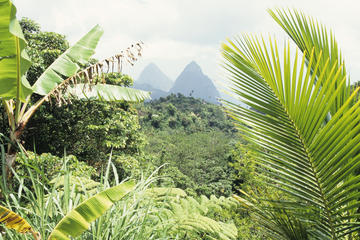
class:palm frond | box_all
[234,194,319,239]
[269,8,351,114]
[222,30,360,239]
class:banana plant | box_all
[222,8,360,239]
[0,0,150,177]
[0,180,135,240]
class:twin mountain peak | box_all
[134,61,220,104]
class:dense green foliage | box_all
[144,130,235,196]
[136,94,238,197]
[0,16,249,238]
[0,3,149,186]
[6,4,355,239]
[138,93,236,133]
[2,18,146,179]
[16,152,96,183]
[23,78,145,173]
[0,151,240,240]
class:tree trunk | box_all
[5,123,25,180]
[5,153,16,180]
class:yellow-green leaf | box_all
[48,180,135,240]
[0,205,35,234]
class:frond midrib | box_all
[223,44,337,238]
[271,84,336,239]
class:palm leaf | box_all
[222,29,360,239]
[0,0,32,101]
[66,83,151,102]
[32,24,103,95]
[269,8,351,115]
[47,180,135,240]
[0,205,40,239]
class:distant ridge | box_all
[133,82,168,99]
[134,61,221,104]
[170,61,220,104]
[136,63,173,92]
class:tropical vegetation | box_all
[0,0,150,178]
[222,8,360,239]
[136,94,238,197]
[0,151,240,239]
[0,0,359,239]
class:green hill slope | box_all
[137,94,238,197]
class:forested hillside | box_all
[138,93,235,133]
[136,94,238,197]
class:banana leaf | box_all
[0,205,37,234]
[48,180,135,240]
[32,25,104,96]
[0,0,32,101]
[66,83,151,102]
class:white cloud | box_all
[13,0,360,83]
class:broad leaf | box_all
[48,180,135,240]
[32,25,104,95]
[0,205,37,235]
[0,0,32,101]
[67,83,151,102]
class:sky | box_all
[13,0,360,91]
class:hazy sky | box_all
[13,0,360,89]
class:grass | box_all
[0,148,175,240]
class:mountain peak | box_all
[144,62,158,70]
[136,63,173,92]
[184,61,202,73]
[170,61,220,104]
[140,63,163,76]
